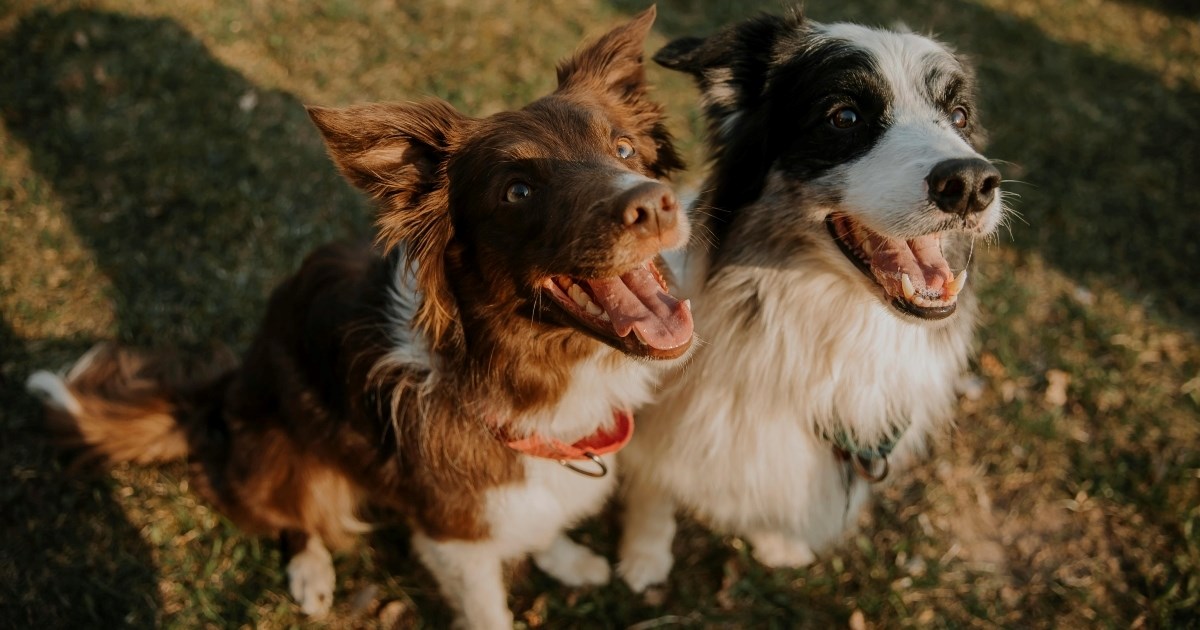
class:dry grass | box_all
[1,0,1197,628]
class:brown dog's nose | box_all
[618,181,678,238]
[926,158,1001,217]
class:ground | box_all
[1,0,1198,628]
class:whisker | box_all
[1000,178,1035,189]
[1002,206,1028,226]
[689,223,718,250]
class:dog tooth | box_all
[599,312,611,322]
[633,328,648,345]
[944,269,964,295]
[569,284,590,308]
[901,273,916,301]
[683,299,691,310]
[862,238,874,256]
[586,302,603,317]
[952,269,968,294]
[560,277,574,288]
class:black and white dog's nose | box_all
[926,158,1001,216]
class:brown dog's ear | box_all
[557,6,656,103]
[555,6,683,178]
[307,101,470,349]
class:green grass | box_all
[2,0,1198,627]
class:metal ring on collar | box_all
[851,453,889,483]
[559,452,607,478]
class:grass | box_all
[1,0,1197,627]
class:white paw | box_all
[533,538,612,587]
[287,543,336,616]
[617,545,673,593]
[748,531,815,569]
[563,547,612,586]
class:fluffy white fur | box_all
[618,23,1000,591]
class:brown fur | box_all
[42,343,235,466]
[37,6,680,580]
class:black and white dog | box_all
[617,11,1007,590]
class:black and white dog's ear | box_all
[652,36,705,72]
[652,13,795,119]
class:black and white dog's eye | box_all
[616,139,636,159]
[950,106,969,129]
[829,107,860,129]
[505,181,533,203]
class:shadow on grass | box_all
[613,0,1200,325]
[0,7,370,626]
[0,321,161,628]
[0,7,368,349]
[1115,0,1200,18]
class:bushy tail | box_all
[26,343,236,466]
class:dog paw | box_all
[747,531,815,569]
[287,542,336,616]
[566,548,613,586]
[533,537,612,587]
[617,546,673,593]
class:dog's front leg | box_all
[617,476,678,592]
[745,529,816,568]
[532,533,611,586]
[412,533,512,630]
[282,530,336,616]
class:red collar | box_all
[499,409,634,461]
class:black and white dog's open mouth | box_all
[826,213,968,320]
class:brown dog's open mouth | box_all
[541,260,694,359]
[826,213,968,320]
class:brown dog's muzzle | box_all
[617,180,679,241]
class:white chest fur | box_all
[488,350,657,553]
[623,246,974,549]
[506,351,658,444]
[484,455,618,556]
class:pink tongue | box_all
[584,267,694,350]
[870,233,952,293]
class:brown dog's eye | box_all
[616,139,635,159]
[504,182,532,203]
[829,107,860,129]
[950,106,969,129]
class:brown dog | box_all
[27,7,693,626]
